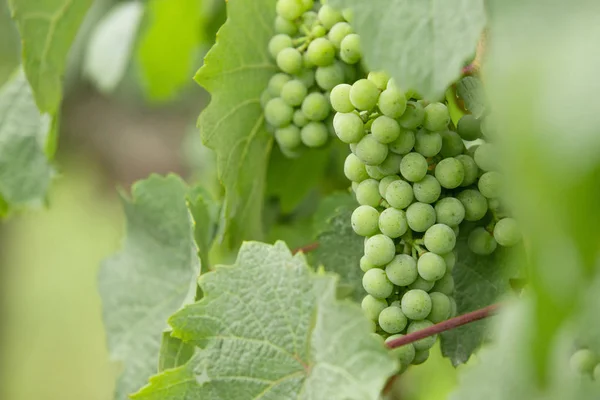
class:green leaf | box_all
[0,69,53,211]
[133,242,398,400]
[137,0,202,100]
[331,0,486,99]
[0,1,20,86]
[312,191,356,234]
[456,76,486,118]
[312,202,365,302]
[440,226,525,366]
[266,147,331,214]
[158,332,195,373]
[83,1,143,94]
[196,0,278,248]
[8,0,93,113]
[98,175,202,400]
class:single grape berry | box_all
[478,171,502,199]
[423,224,456,255]
[276,47,303,75]
[442,251,456,271]
[407,320,437,351]
[457,189,488,221]
[474,143,497,172]
[456,154,479,187]
[400,152,428,182]
[280,79,307,106]
[409,276,435,291]
[293,109,309,127]
[306,38,336,67]
[340,33,361,64]
[379,208,408,238]
[351,205,379,236]
[401,289,432,320]
[493,218,521,247]
[386,335,416,372]
[356,179,382,207]
[330,84,354,113]
[427,292,451,323]
[413,175,441,204]
[386,254,418,287]
[379,175,401,197]
[377,153,403,176]
[399,101,425,129]
[362,268,394,299]
[344,153,368,182]
[275,15,297,36]
[333,112,364,144]
[360,255,378,272]
[406,202,436,232]
[328,22,353,49]
[379,86,407,119]
[364,234,396,266]
[365,165,386,180]
[468,227,498,255]
[423,103,450,131]
[301,122,328,147]
[276,0,304,20]
[417,252,447,281]
[355,134,389,165]
[412,349,430,365]
[570,349,598,375]
[361,294,388,321]
[385,180,414,209]
[457,114,482,141]
[378,306,408,334]
[435,157,465,189]
[440,130,465,158]
[317,4,343,29]
[431,271,454,295]
[414,130,442,157]
[389,129,416,155]
[371,116,401,144]
[275,125,302,150]
[315,63,345,90]
[349,79,380,111]
[268,34,293,59]
[434,197,465,227]
[301,92,330,121]
[268,73,292,96]
[265,98,294,127]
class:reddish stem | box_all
[292,242,319,254]
[462,63,477,75]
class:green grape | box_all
[328,22,353,48]
[275,15,298,35]
[356,179,382,207]
[407,320,437,351]
[351,205,379,236]
[355,134,389,165]
[386,335,416,372]
[275,125,302,149]
[457,114,482,141]
[415,129,442,157]
[423,103,450,131]
[293,109,309,127]
[345,153,369,183]
[301,92,330,121]
[361,294,388,321]
[417,252,447,281]
[281,79,307,106]
[330,84,354,113]
[389,129,415,155]
[379,208,408,238]
[413,175,441,204]
[379,86,407,119]
[365,165,386,180]
[431,271,454,295]
[311,24,326,38]
[466,144,479,159]
[412,349,430,365]
[456,154,479,187]
[570,349,597,375]
[296,68,315,88]
[401,289,432,320]
[434,157,465,189]
[306,37,336,66]
[457,189,488,221]
[367,71,389,90]
[434,197,465,227]
[364,234,396,266]
[371,116,401,144]
[316,63,345,90]
[276,0,304,20]
[440,130,465,158]
[318,4,343,29]
[385,180,414,209]
[474,143,496,172]
[360,255,378,272]
[342,7,353,21]
[268,73,292,96]
[409,276,435,291]
[478,171,502,199]
[265,98,294,127]
[449,297,458,317]
[277,47,303,75]
[442,251,456,271]
[377,153,402,176]
[406,202,436,232]
[493,218,521,247]
[268,34,293,59]
[260,90,274,108]
[333,112,364,143]
[363,268,394,298]
[451,225,460,237]
[378,306,408,334]
[400,152,428,182]
[302,9,318,26]
[301,122,329,147]
[386,254,418,286]
[399,101,425,129]
[379,175,401,198]
[350,79,380,111]
[340,33,361,64]
[488,197,501,213]
[480,117,497,140]
[423,224,456,255]
[468,227,498,255]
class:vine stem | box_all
[292,242,319,254]
[386,303,500,349]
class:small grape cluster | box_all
[332,72,522,370]
[570,348,600,380]
[263,0,362,156]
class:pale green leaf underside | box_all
[133,242,398,400]
[98,175,201,400]
[158,332,195,373]
[332,0,486,99]
[196,0,278,247]
[0,69,53,211]
[8,0,93,113]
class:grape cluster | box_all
[570,348,600,380]
[263,0,362,156]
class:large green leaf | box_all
[99,175,204,400]
[0,69,53,212]
[331,0,486,99]
[8,0,93,113]
[157,332,195,373]
[196,0,277,248]
[133,242,398,400]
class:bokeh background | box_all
[0,1,459,398]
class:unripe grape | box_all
[365,165,386,179]
[268,34,293,59]
[399,101,425,129]
[367,71,390,90]
[440,130,465,158]
[316,63,345,90]
[355,134,388,165]
[406,202,436,232]
[328,22,353,48]
[340,33,361,64]
[372,116,401,144]
[333,112,364,143]
[275,16,298,35]
[434,197,465,227]
[350,79,380,111]
[431,271,454,295]
[276,0,304,20]
[468,227,498,255]
[389,129,416,155]
[360,255,378,272]
[401,289,432,320]
[300,122,328,147]
[275,125,302,149]
[268,73,292,96]
[379,86,407,118]
[412,349,430,365]
[435,157,465,189]
[400,152,428,182]
[474,143,497,172]
[361,294,388,321]
[478,171,502,199]
[265,98,294,127]
[378,306,408,334]
[330,84,354,113]
[318,4,343,29]
[356,179,382,207]
[386,254,418,286]
[385,180,414,209]
[423,224,456,255]
[423,103,450,131]
[386,334,416,372]
[281,79,307,106]
[364,234,396,266]
[417,252,447,281]
[493,218,521,247]
[413,175,441,204]
[409,276,435,291]
[379,208,408,238]
[415,129,442,157]
[456,154,479,187]
[351,205,379,236]
[293,109,309,127]
[379,175,401,198]
[407,320,437,351]
[457,114,482,141]
[362,267,394,298]
[306,38,336,66]
[377,153,403,176]
[344,153,368,182]
[301,92,330,121]
[457,189,488,221]
[570,349,597,375]
[277,47,303,74]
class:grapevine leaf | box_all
[312,202,364,302]
[440,227,525,366]
[331,0,486,99]
[99,175,204,400]
[83,1,143,94]
[158,332,195,373]
[266,147,331,214]
[8,0,93,113]
[456,76,486,118]
[196,0,277,248]
[0,69,53,212]
[312,191,356,234]
[133,241,398,400]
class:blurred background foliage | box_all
[0,0,459,399]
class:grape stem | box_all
[386,303,500,349]
[292,242,320,254]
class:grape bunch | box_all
[570,348,600,380]
[263,0,363,156]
